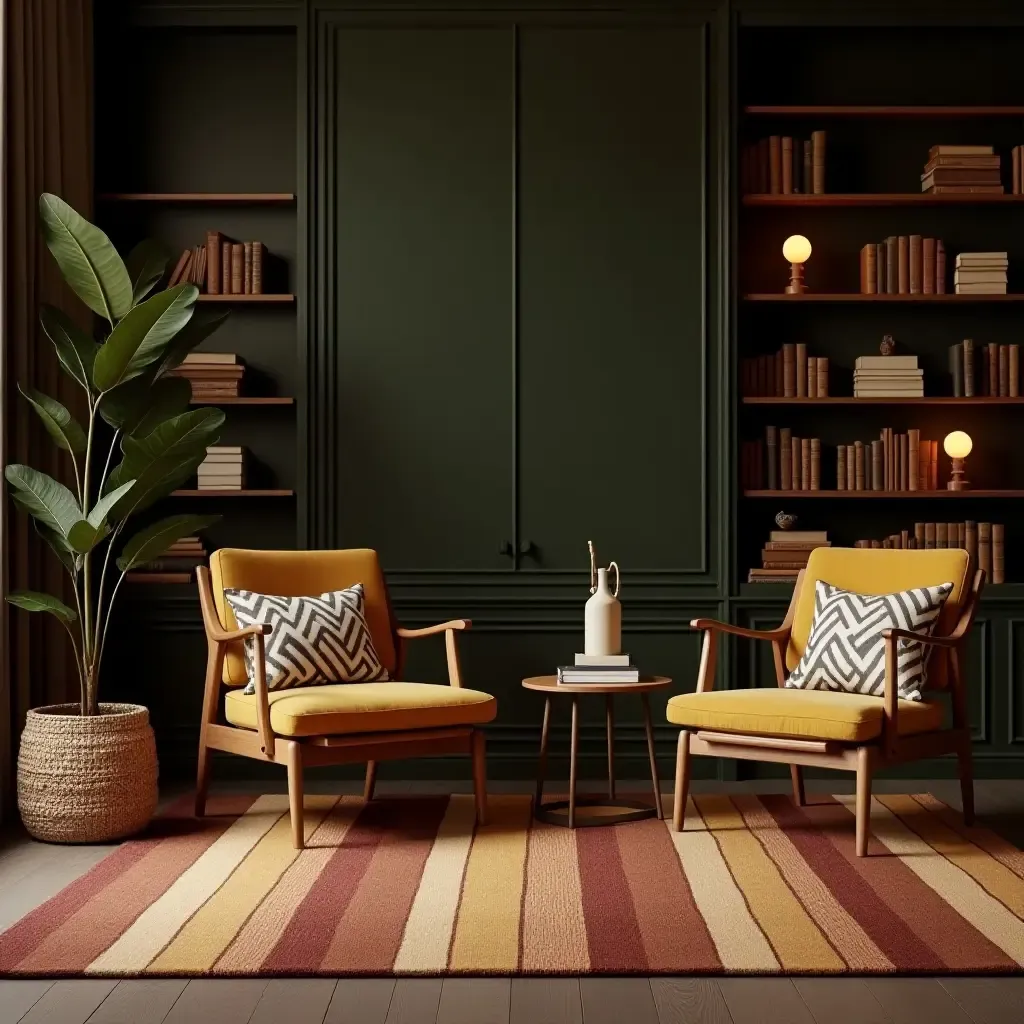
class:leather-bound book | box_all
[993,523,1005,583]
[897,236,909,294]
[795,343,807,398]
[817,357,828,397]
[925,522,936,549]
[782,137,793,194]
[876,242,885,294]
[863,244,877,294]
[774,348,783,396]
[966,520,978,566]
[922,237,935,294]
[871,440,883,490]
[948,523,959,550]
[909,235,922,293]
[908,428,920,491]
[251,241,263,295]
[979,522,992,580]
[782,344,796,397]
[988,342,999,397]
[999,344,1010,396]
[949,342,964,397]
[800,438,810,491]
[803,140,812,194]
[230,243,244,294]
[847,444,856,490]
[1011,344,1020,397]
[811,130,826,193]
[810,438,821,490]
[837,445,846,490]
[807,356,817,399]
[958,522,966,549]
[769,136,781,194]
[886,236,898,294]
[1015,146,1021,195]
[854,440,865,491]
[900,432,909,491]
[914,522,926,548]
[936,240,946,293]
[766,425,778,490]
[980,345,990,397]
[780,427,792,491]
[206,231,221,295]
[243,242,253,295]
[963,338,976,396]
[168,249,191,287]
[901,529,910,549]
[757,138,769,193]
[931,439,939,490]
[791,435,801,490]
[860,245,869,294]
[221,241,231,295]
[936,523,948,549]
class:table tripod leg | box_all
[569,696,580,828]
[606,694,616,800]
[535,695,552,812]
[642,693,663,819]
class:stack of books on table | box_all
[198,447,245,491]
[168,353,244,400]
[955,252,1007,295]
[854,355,923,398]
[132,536,208,578]
[921,145,1002,194]
[557,654,640,684]
[748,530,830,583]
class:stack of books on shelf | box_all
[739,131,826,195]
[854,353,923,398]
[749,529,830,583]
[557,653,639,685]
[837,428,938,491]
[921,145,1002,194]
[740,344,828,398]
[949,339,1020,397]
[854,521,1004,582]
[859,237,945,294]
[198,446,245,491]
[168,235,267,294]
[168,353,244,400]
[954,252,1007,295]
[130,535,208,579]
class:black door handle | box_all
[519,539,535,557]
[499,540,514,558]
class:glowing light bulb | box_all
[944,431,973,460]
[782,234,812,264]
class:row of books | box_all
[954,251,1007,295]
[739,132,826,195]
[854,353,923,399]
[836,431,940,492]
[134,535,208,576]
[748,530,829,583]
[557,653,640,685]
[853,522,1004,583]
[168,352,244,400]
[921,145,1002,195]
[859,237,945,295]
[169,236,267,294]
[949,340,1020,397]
[740,346,828,398]
[198,446,246,491]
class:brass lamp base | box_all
[785,261,806,294]
[947,457,970,491]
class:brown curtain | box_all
[1,0,93,821]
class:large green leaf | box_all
[125,239,172,304]
[131,376,193,437]
[99,373,191,436]
[18,386,86,453]
[67,520,106,555]
[117,513,219,572]
[38,194,132,323]
[6,590,77,623]
[87,479,136,530]
[35,521,80,575]
[5,464,82,538]
[155,311,230,377]
[39,304,99,392]
[92,284,198,392]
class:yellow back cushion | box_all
[788,547,970,689]
[209,548,397,685]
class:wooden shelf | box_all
[171,489,295,497]
[743,193,1021,207]
[125,573,191,584]
[744,293,1024,303]
[189,397,295,406]
[743,490,1024,499]
[98,192,295,203]
[197,294,295,304]
[743,105,1024,117]
[743,397,1024,406]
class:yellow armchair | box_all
[194,548,496,848]
[669,548,984,856]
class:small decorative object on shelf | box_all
[749,525,830,583]
[782,234,812,294]
[880,335,896,356]
[169,352,244,400]
[944,430,973,490]
[775,511,798,531]
[955,251,1007,295]
[922,145,1002,194]
[583,542,621,657]
[198,446,246,491]
[855,347,923,398]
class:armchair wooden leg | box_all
[672,730,692,832]
[363,760,378,802]
[790,765,806,807]
[195,739,211,818]
[855,745,872,857]
[471,729,488,826]
[957,736,975,826]
[286,741,304,850]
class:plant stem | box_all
[98,428,120,499]
[79,397,98,712]
[95,569,127,682]
[91,523,122,675]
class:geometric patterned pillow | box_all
[223,583,389,694]
[784,579,954,702]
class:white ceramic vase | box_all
[584,564,621,656]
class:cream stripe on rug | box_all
[86,795,289,973]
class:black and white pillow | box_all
[223,584,389,693]
[785,580,954,702]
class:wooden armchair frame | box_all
[673,567,985,856]
[194,566,488,848]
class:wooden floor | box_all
[0,778,1022,1024]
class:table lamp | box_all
[944,430,972,491]
[782,234,812,294]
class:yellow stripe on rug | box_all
[86,795,289,974]
[836,795,1024,965]
[393,795,476,973]
[149,796,337,973]
[447,795,531,973]
[696,795,845,972]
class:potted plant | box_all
[6,194,228,843]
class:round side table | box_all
[522,675,671,828]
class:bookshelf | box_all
[744,106,1024,117]
[744,194,1024,207]
[170,489,296,498]
[743,293,1024,302]
[196,294,295,304]
[99,193,295,203]
[744,490,1024,499]
[744,397,1024,406]
[189,397,294,406]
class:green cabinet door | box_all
[517,24,709,575]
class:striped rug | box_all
[2,791,1024,976]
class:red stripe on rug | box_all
[0,794,256,973]
[576,825,649,972]
[797,798,1016,971]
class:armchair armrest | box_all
[690,618,791,642]
[396,619,471,639]
[210,622,272,645]
[396,619,472,687]
[690,617,795,692]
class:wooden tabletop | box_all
[522,674,672,695]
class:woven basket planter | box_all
[18,703,158,844]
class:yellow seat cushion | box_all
[224,682,496,738]
[666,688,945,743]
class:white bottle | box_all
[584,563,621,656]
